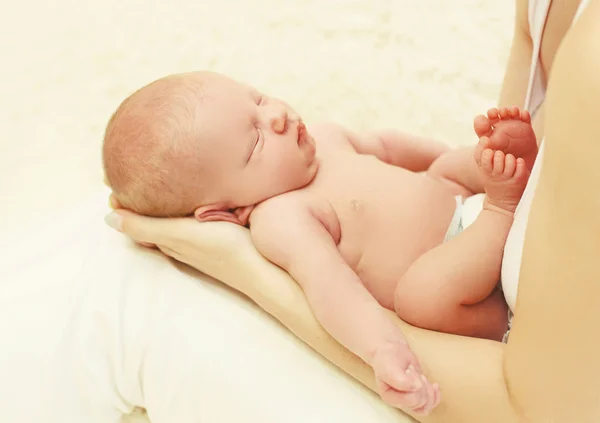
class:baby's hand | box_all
[371,341,440,416]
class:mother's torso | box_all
[501,0,587,313]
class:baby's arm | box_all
[251,197,406,364]
[345,129,450,172]
[250,197,438,414]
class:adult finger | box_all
[106,194,156,247]
[104,209,187,248]
[157,244,180,259]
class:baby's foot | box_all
[473,106,538,172]
[476,148,530,214]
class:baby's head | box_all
[103,71,318,225]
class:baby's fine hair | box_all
[102,73,208,217]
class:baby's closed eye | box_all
[251,129,264,156]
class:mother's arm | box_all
[497,0,532,109]
[107,211,515,422]
[503,2,600,420]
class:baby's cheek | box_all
[274,158,298,183]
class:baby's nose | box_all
[267,104,288,133]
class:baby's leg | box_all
[427,147,484,197]
[395,149,529,341]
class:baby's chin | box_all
[304,133,317,163]
[303,157,320,185]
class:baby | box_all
[103,71,538,415]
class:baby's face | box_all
[199,74,318,208]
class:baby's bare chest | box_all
[307,153,456,277]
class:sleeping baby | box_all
[102,71,538,415]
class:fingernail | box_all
[104,212,123,231]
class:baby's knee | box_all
[393,280,452,331]
[472,289,510,341]
[394,280,508,339]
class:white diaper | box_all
[443,194,485,242]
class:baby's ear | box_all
[194,204,244,225]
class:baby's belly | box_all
[337,181,457,310]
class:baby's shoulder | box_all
[253,191,310,216]
[252,190,327,222]
[308,122,355,152]
[250,191,341,243]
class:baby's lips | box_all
[297,121,307,145]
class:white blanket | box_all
[1,0,513,421]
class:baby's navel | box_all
[350,199,361,211]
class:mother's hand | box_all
[105,193,210,264]
[103,193,292,300]
[106,194,166,250]
[103,192,384,393]
[103,193,451,420]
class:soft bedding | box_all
[1,189,413,422]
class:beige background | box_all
[2,0,514,421]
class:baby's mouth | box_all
[297,121,307,146]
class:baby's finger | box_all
[406,364,426,390]
[380,385,427,412]
[412,375,436,415]
[382,364,423,392]
[407,358,424,374]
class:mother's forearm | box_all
[247,259,516,423]
[179,224,514,422]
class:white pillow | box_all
[0,189,413,423]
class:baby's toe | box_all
[498,107,510,120]
[508,106,520,119]
[520,109,532,123]
[514,158,529,180]
[487,107,500,124]
[503,154,517,177]
[493,151,506,175]
[480,149,495,174]
[474,136,491,165]
[474,115,492,138]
